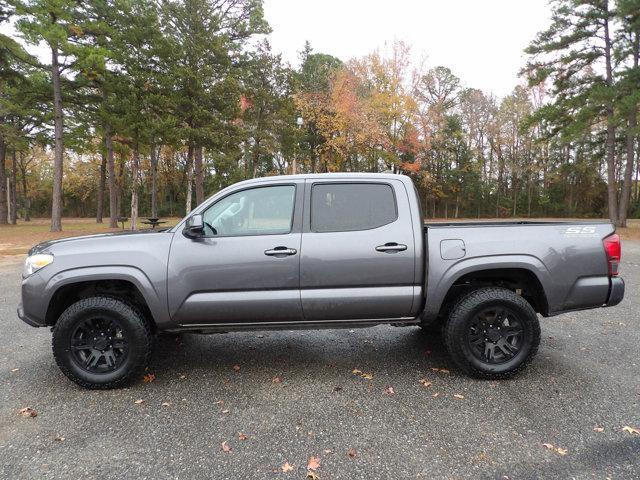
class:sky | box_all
[2,0,553,99]
[263,0,552,98]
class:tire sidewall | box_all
[53,298,150,388]
[458,298,536,374]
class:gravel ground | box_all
[0,244,639,480]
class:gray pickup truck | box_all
[18,173,625,389]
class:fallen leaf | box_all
[272,376,283,383]
[352,369,362,375]
[215,400,224,405]
[453,394,465,400]
[221,441,231,453]
[361,373,373,380]
[556,447,568,456]
[593,426,604,433]
[347,448,357,458]
[238,433,248,441]
[307,456,320,471]
[430,368,449,374]
[323,449,332,454]
[11,368,19,373]
[17,407,37,417]
[134,399,145,405]
[221,409,230,414]
[432,392,440,397]
[161,401,171,407]
[307,472,319,480]
[179,374,187,380]
[281,462,294,473]
[232,364,241,372]
[54,436,65,442]
[143,373,156,383]
[383,386,395,395]
[418,379,432,387]
[622,426,640,435]
[542,443,554,450]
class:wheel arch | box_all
[423,256,552,323]
[43,266,167,328]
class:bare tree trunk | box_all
[618,32,639,228]
[0,138,7,224]
[603,12,619,226]
[18,153,30,222]
[96,152,106,223]
[9,150,17,224]
[104,113,118,228]
[185,146,194,215]
[130,144,140,231]
[50,46,64,232]
[150,145,159,219]
[116,152,124,219]
[194,145,204,205]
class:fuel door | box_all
[440,239,466,260]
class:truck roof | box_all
[230,172,412,189]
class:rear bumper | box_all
[606,277,625,307]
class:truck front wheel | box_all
[443,287,540,379]
[52,296,153,389]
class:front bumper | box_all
[606,277,625,307]
[18,272,48,327]
[17,303,44,327]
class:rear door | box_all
[300,179,416,320]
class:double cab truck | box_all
[18,173,625,389]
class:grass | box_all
[0,216,638,257]
[0,217,180,256]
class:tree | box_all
[525,0,624,225]
[162,0,269,212]
[616,0,640,226]
[15,0,80,231]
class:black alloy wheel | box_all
[443,287,541,379]
[70,316,129,373]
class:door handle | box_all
[375,242,407,253]
[264,246,297,257]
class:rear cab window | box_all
[310,183,397,232]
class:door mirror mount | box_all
[183,214,205,239]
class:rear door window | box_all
[311,183,397,233]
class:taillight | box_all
[603,233,621,276]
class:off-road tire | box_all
[52,296,153,389]
[443,287,540,379]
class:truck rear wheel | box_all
[443,287,540,379]
[52,296,153,389]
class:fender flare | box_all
[423,254,555,320]
[43,265,170,327]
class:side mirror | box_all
[183,214,205,239]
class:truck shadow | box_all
[150,326,452,376]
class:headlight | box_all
[23,253,54,277]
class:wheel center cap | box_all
[487,328,502,342]
[94,338,109,350]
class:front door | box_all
[167,182,303,326]
[300,179,416,320]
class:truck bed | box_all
[422,220,620,321]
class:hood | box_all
[28,229,167,255]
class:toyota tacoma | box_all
[18,173,625,388]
